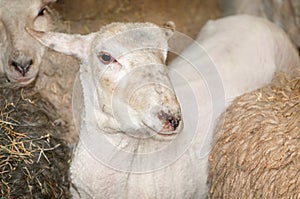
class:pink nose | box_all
[158,111,182,131]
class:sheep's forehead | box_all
[0,0,41,10]
[0,0,42,18]
[92,23,168,56]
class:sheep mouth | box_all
[141,121,179,139]
[157,123,182,137]
[15,77,35,84]
[7,75,35,85]
[155,131,178,141]
[156,132,177,137]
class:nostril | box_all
[11,60,19,68]
[168,117,181,130]
[10,59,33,76]
[158,111,182,131]
[27,59,33,66]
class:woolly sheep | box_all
[0,0,79,143]
[27,15,299,198]
[208,71,300,198]
[219,0,300,47]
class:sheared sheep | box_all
[0,0,79,143]
[208,71,300,198]
[168,14,300,198]
[26,15,299,198]
[219,0,300,47]
[0,75,71,198]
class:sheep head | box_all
[27,22,183,140]
[0,0,57,85]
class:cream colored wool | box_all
[209,72,300,198]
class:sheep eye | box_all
[98,52,114,64]
[38,7,47,16]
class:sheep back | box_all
[208,71,300,198]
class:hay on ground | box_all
[0,76,71,198]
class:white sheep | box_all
[0,0,59,85]
[168,14,300,197]
[219,0,300,47]
[26,15,299,198]
[0,0,79,143]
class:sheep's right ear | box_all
[25,27,90,60]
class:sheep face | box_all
[0,0,56,85]
[27,23,183,140]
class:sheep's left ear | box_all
[163,21,176,40]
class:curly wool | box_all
[208,72,300,199]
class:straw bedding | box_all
[0,76,71,198]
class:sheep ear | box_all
[25,27,89,60]
[163,21,175,40]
